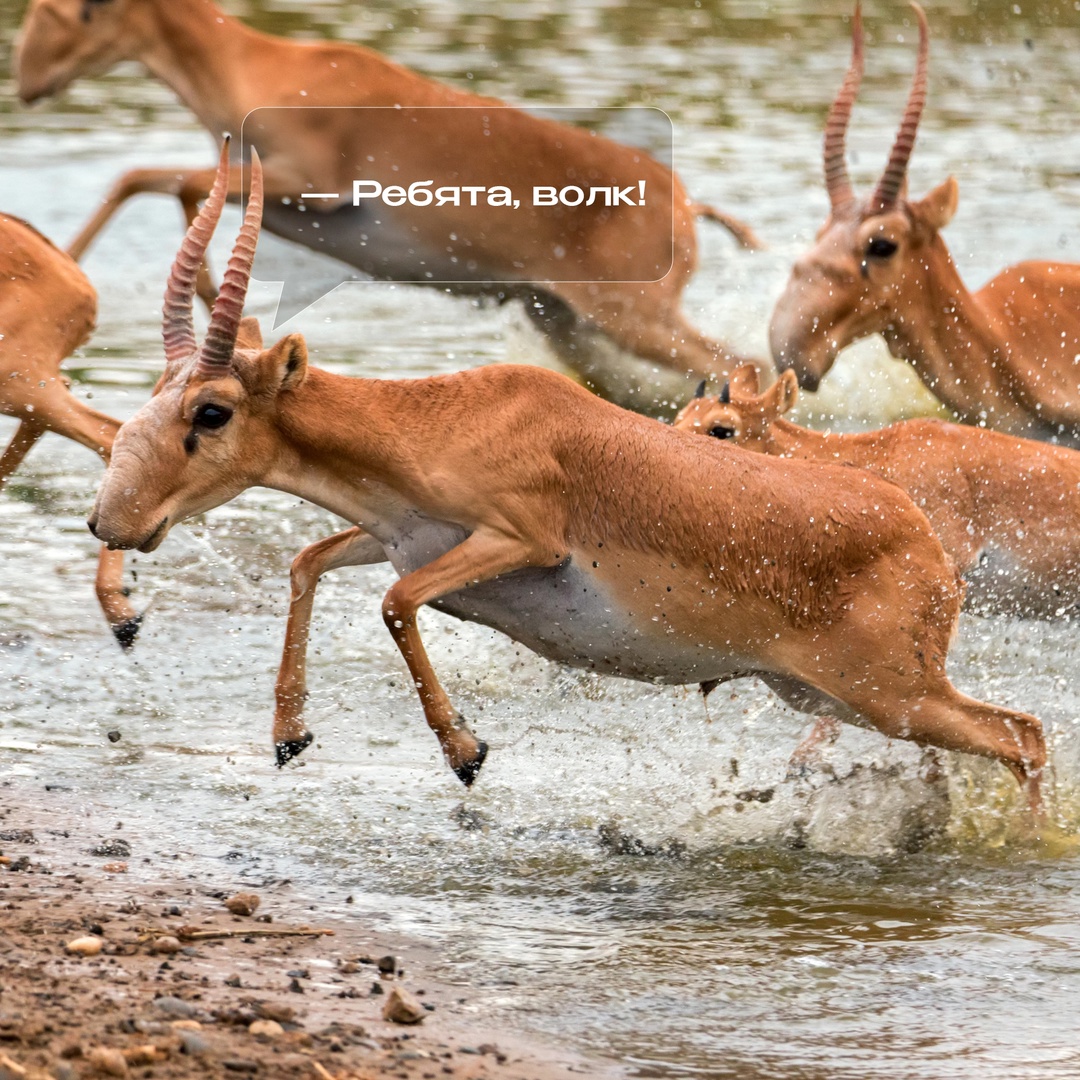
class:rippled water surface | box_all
[2,1,1080,1076]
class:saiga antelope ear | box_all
[235,316,264,351]
[763,369,799,418]
[727,363,760,400]
[914,176,959,233]
[267,333,308,391]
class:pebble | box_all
[381,986,427,1025]
[223,893,260,916]
[85,1046,129,1076]
[121,1045,160,1067]
[170,1020,203,1031]
[154,996,198,1018]
[150,935,181,955]
[222,1060,259,1073]
[106,731,122,743]
[178,1030,209,1056]
[376,954,397,974]
[65,936,103,957]
[89,839,131,858]
[248,1020,284,1039]
[102,862,128,874]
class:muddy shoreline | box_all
[0,777,621,1080]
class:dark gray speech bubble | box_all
[239,106,674,328]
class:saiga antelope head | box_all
[89,141,307,552]
[769,3,959,390]
[15,0,140,104]
[673,366,798,449]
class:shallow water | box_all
[2,1,1080,1076]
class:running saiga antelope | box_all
[676,364,1080,776]
[16,0,761,397]
[0,212,140,646]
[770,4,1080,443]
[87,148,1045,811]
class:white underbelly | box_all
[379,519,751,684]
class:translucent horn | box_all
[823,3,864,214]
[871,2,929,212]
[196,149,264,375]
[162,137,231,365]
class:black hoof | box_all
[112,614,144,651]
[275,731,314,767]
[454,741,488,788]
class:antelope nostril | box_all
[87,515,99,538]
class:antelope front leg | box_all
[382,531,545,786]
[95,546,141,649]
[274,528,388,765]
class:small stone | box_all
[178,1030,209,1056]
[58,1042,84,1059]
[150,936,181,955]
[121,1045,160,1067]
[381,986,426,1025]
[85,1046,129,1076]
[89,839,131,858]
[288,978,304,994]
[170,1020,203,1031]
[107,731,122,743]
[286,968,309,979]
[222,1060,259,1073]
[248,1020,284,1039]
[376,954,397,975]
[154,996,198,1019]
[224,974,242,988]
[65,936,103,957]
[102,862,128,874]
[369,982,384,996]
[224,893,260,916]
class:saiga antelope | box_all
[16,0,762,398]
[87,147,1046,812]
[770,4,1080,443]
[0,213,140,646]
[675,366,1080,619]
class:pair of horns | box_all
[825,2,929,215]
[162,136,264,374]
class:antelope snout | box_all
[87,513,100,539]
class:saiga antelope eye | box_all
[194,403,233,429]
[866,236,899,259]
[708,425,736,440]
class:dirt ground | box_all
[0,779,620,1080]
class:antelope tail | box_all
[690,203,764,251]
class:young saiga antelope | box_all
[675,366,1080,619]
[17,0,761,395]
[0,212,140,646]
[88,148,1045,811]
[770,4,1080,443]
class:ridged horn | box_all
[162,137,231,365]
[823,3,864,214]
[196,149,264,375]
[871,2,929,213]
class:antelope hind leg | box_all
[274,527,387,765]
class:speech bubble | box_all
[239,106,674,328]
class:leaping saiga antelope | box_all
[0,212,140,646]
[770,3,1080,444]
[87,145,1047,811]
[15,0,761,395]
[675,366,1080,619]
